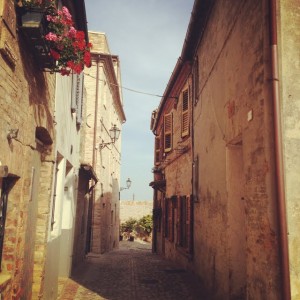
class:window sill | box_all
[0,273,11,290]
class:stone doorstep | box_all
[86,253,102,259]
[57,277,68,299]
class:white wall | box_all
[43,73,83,299]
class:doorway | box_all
[226,140,246,299]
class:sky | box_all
[85,0,195,201]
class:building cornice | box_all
[91,53,126,123]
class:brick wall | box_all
[0,1,55,298]
[193,0,281,298]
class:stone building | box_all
[42,6,89,299]
[0,0,56,298]
[150,0,299,299]
[0,0,89,298]
[150,59,193,263]
[73,31,126,262]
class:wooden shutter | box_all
[71,74,78,112]
[177,196,181,245]
[76,73,84,125]
[164,198,169,238]
[155,137,160,164]
[164,113,172,152]
[181,89,189,137]
[187,195,193,254]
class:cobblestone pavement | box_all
[58,240,208,300]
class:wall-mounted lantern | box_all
[99,125,121,150]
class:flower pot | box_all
[154,172,163,181]
[21,10,44,28]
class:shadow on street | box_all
[59,240,209,300]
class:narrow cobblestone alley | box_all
[58,240,207,300]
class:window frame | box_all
[181,88,190,137]
[164,113,173,152]
[155,136,161,164]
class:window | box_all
[178,196,188,247]
[164,197,176,242]
[155,137,161,164]
[164,198,169,238]
[0,178,9,269]
[51,154,63,232]
[71,72,84,125]
[181,89,189,137]
[164,113,173,152]
[177,195,193,253]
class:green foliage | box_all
[136,215,153,235]
[120,215,153,238]
[120,217,137,233]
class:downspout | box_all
[91,56,100,252]
[269,1,291,299]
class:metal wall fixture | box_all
[120,178,132,191]
[99,125,121,150]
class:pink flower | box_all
[62,6,72,22]
[68,26,77,38]
[45,32,58,41]
[46,15,55,22]
[42,5,91,75]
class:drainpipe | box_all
[269,1,291,299]
[91,56,100,252]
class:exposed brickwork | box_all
[151,70,193,269]
[278,0,300,298]
[73,32,125,265]
[0,1,55,298]
[192,0,281,298]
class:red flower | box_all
[83,51,91,67]
[66,61,75,69]
[60,68,71,76]
[76,31,85,40]
[73,63,83,74]
[50,49,60,60]
[44,6,92,75]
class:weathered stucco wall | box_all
[278,0,300,298]
[193,0,281,298]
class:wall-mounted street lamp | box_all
[99,125,121,150]
[120,178,132,191]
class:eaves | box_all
[91,53,126,123]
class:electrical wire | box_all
[84,72,177,99]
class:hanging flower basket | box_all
[152,167,163,181]
[17,7,56,70]
[16,1,92,75]
[21,10,44,27]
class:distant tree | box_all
[120,217,137,234]
[120,215,153,241]
[136,214,153,236]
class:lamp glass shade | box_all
[109,125,121,142]
[126,178,132,188]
